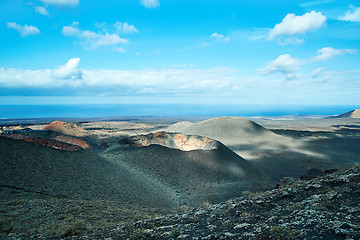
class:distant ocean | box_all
[0,104,358,119]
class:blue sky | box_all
[0,0,359,105]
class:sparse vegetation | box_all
[268,225,302,240]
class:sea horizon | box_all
[1,104,359,120]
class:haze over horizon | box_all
[1,0,359,106]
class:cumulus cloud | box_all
[34,6,49,16]
[52,58,82,81]
[210,33,230,42]
[268,11,326,40]
[40,0,79,7]
[62,24,81,36]
[311,47,357,61]
[114,22,139,34]
[62,23,129,49]
[257,54,303,79]
[339,6,360,22]
[7,22,40,37]
[140,0,160,8]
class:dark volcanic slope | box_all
[101,140,270,207]
[0,137,174,207]
[0,133,269,208]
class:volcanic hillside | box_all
[164,117,357,182]
[327,109,360,118]
[164,117,294,159]
[0,121,270,208]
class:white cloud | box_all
[257,54,303,79]
[249,34,265,41]
[268,11,326,40]
[62,25,81,36]
[114,47,127,53]
[7,22,40,37]
[0,58,241,96]
[0,58,82,88]
[2,58,360,105]
[339,6,360,22]
[90,33,128,48]
[140,0,160,8]
[311,47,356,61]
[311,67,327,78]
[178,42,211,52]
[300,0,334,7]
[114,22,139,34]
[279,37,304,45]
[52,58,82,81]
[40,0,79,7]
[258,47,357,79]
[34,6,49,16]
[210,33,230,42]
[62,23,129,49]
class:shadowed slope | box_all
[102,140,270,206]
[0,137,177,208]
[164,117,346,182]
[1,133,270,208]
[327,109,360,119]
[165,117,291,159]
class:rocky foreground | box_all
[0,165,350,240]
[2,166,359,239]
[66,165,357,240]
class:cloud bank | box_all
[0,58,241,97]
[1,57,359,105]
